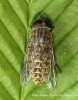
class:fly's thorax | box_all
[31,28,52,46]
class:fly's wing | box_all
[45,47,57,89]
[20,48,31,86]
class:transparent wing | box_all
[45,47,57,89]
[20,49,31,86]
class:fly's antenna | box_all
[40,13,45,22]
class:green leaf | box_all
[0,0,78,100]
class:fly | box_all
[20,16,61,89]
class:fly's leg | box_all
[55,63,62,73]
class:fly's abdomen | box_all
[31,50,50,85]
[27,28,52,85]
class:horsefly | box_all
[20,16,59,89]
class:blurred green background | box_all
[0,0,78,100]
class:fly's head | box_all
[31,16,54,32]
